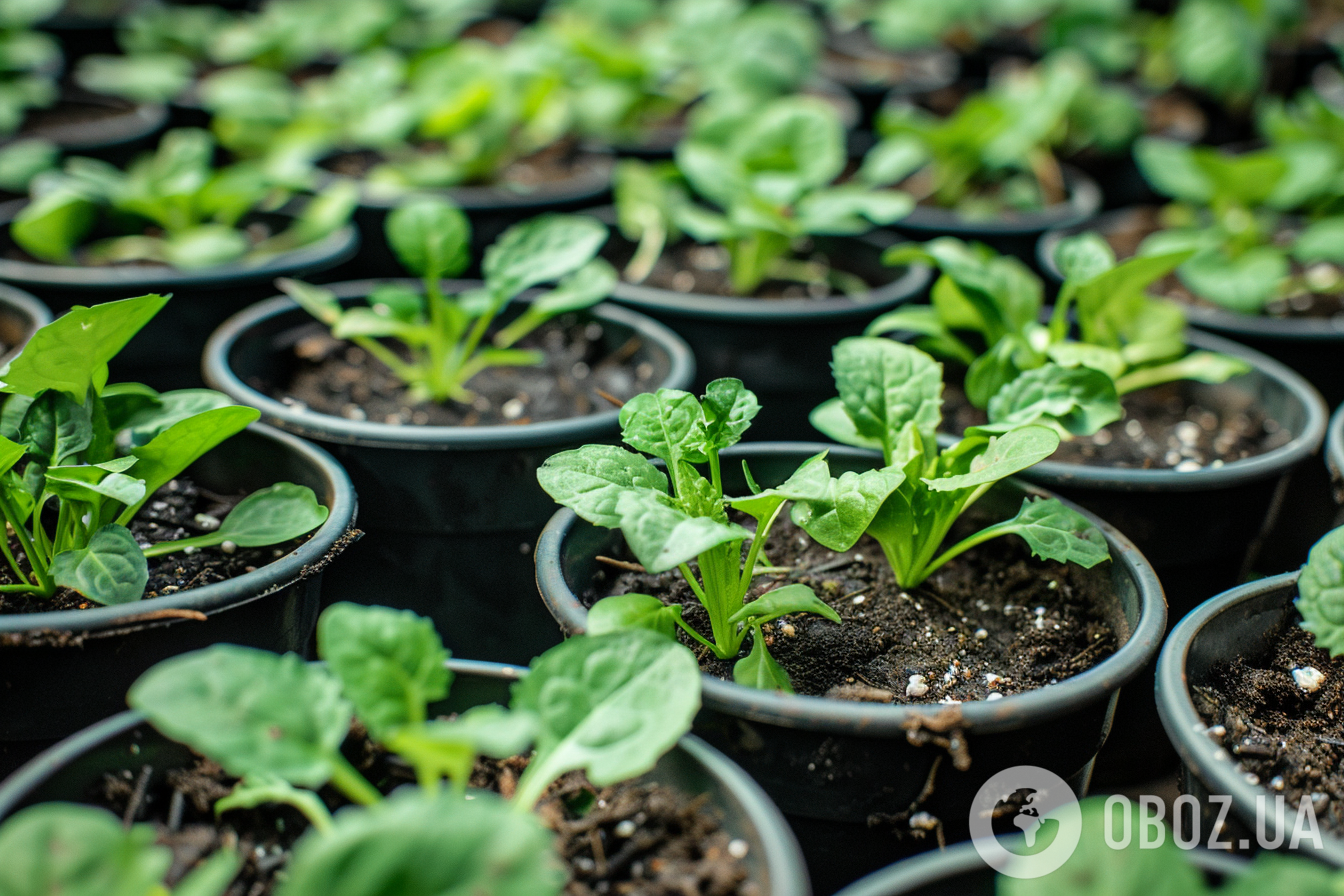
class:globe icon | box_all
[992,787,1060,853]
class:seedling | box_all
[810,338,1111,588]
[615,94,911,294]
[11,128,357,269]
[539,377,857,691]
[281,197,615,404]
[864,235,1248,436]
[122,602,701,895]
[1295,525,1344,657]
[0,0,61,137]
[0,293,329,605]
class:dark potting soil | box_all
[941,380,1286,470]
[1099,206,1344,320]
[1193,612,1344,837]
[94,737,754,896]
[323,139,601,192]
[270,313,661,426]
[19,95,140,139]
[0,476,307,617]
[587,514,1119,704]
[607,239,875,299]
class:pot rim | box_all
[536,441,1167,737]
[0,421,357,636]
[202,282,696,450]
[1154,571,1344,864]
[0,282,52,364]
[15,92,169,153]
[1328,402,1344,490]
[1037,207,1344,341]
[893,165,1102,236]
[0,200,360,290]
[0,657,811,896]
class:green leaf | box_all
[50,524,148,605]
[830,337,942,465]
[15,389,92,464]
[926,426,1060,492]
[1133,137,1213,203]
[985,364,1123,437]
[1292,217,1344,265]
[483,214,608,300]
[588,593,684,639]
[277,791,563,896]
[114,388,235,448]
[9,188,97,263]
[0,803,174,896]
[128,645,352,788]
[700,378,760,452]
[277,279,344,328]
[387,706,538,788]
[317,602,450,738]
[1177,248,1287,314]
[808,397,884,452]
[45,464,147,508]
[618,389,709,468]
[509,630,701,808]
[614,492,749,573]
[787,464,906,552]
[123,405,259,522]
[0,295,170,401]
[536,445,669,529]
[162,225,250,269]
[212,483,328,547]
[386,196,471,280]
[728,583,840,626]
[1054,231,1115,283]
[1220,852,1344,896]
[1297,526,1344,658]
[998,497,1110,568]
[733,629,793,693]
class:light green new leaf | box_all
[830,337,942,463]
[1297,526,1344,658]
[985,364,1122,437]
[483,214,608,299]
[588,593,684,639]
[728,583,840,627]
[51,524,148,605]
[733,630,793,692]
[614,491,749,573]
[700,378,760,452]
[618,389,709,468]
[0,804,174,896]
[992,497,1110,568]
[536,445,670,529]
[925,426,1059,492]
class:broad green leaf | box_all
[1292,217,1344,265]
[527,259,617,316]
[0,294,169,401]
[1133,137,1212,203]
[794,186,913,233]
[618,389,709,468]
[509,630,701,808]
[0,435,26,478]
[733,630,793,693]
[728,583,840,626]
[276,791,564,896]
[277,279,343,327]
[45,465,146,507]
[926,426,1060,492]
[128,645,352,788]
[114,388,234,448]
[1054,231,1115,283]
[536,445,669,529]
[1266,141,1339,211]
[9,188,97,263]
[808,397,884,453]
[483,214,608,300]
[588,593,683,639]
[162,225,250,269]
[830,337,942,464]
[317,602,450,737]
[0,803,172,896]
[788,465,906,552]
[1297,526,1344,658]
[387,706,538,787]
[122,405,259,522]
[1177,248,1286,314]
[51,524,148,605]
[213,483,328,546]
[1046,343,1126,380]
[700,378,759,451]
[15,389,91,464]
[985,364,1122,437]
[995,497,1110,568]
[614,491,748,573]
[386,197,471,279]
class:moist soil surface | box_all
[323,139,603,194]
[268,313,661,426]
[1194,610,1344,838]
[586,513,1119,703]
[606,238,876,300]
[1099,206,1344,319]
[0,475,306,616]
[941,380,1286,470]
[93,734,755,896]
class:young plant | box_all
[1295,525,1344,658]
[1133,135,1344,313]
[0,0,61,137]
[614,94,912,294]
[121,602,701,895]
[858,52,1140,215]
[538,377,858,691]
[809,338,1111,588]
[281,198,615,404]
[864,235,1248,436]
[0,293,330,606]
[11,128,358,269]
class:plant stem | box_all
[327,754,381,807]
[0,491,50,594]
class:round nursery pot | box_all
[818,28,960,131]
[889,166,1102,265]
[536,443,1167,895]
[0,283,51,363]
[1040,209,1344,408]
[604,229,931,441]
[1156,573,1344,866]
[329,149,614,279]
[13,90,169,167]
[0,422,357,777]
[0,659,811,896]
[0,201,359,390]
[830,837,1247,895]
[202,283,694,666]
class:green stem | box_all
[672,614,719,652]
[918,519,1021,582]
[143,533,220,558]
[0,583,45,593]
[737,502,784,600]
[0,490,50,594]
[327,754,381,807]
[624,212,666,284]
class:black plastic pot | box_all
[0,201,359,390]
[0,283,52,363]
[326,150,614,279]
[1328,403,1344,513]
[12,89,168,167]
[1039,208,1344,408]
[1156,572,1344,866]
[0,422,357,777]
[202,283,694,665]
[818,28,960,132]
[830,837,1247,895]
[889,167,1101,265]
[0,659,811,896]
[603,229,931,441]
[535,442,1167,895]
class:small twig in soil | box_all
[1318,735,1344,748]
[122,764,153,829]
[808,555,859,574]
[840,587,871,604]
[167,789,185,833]
[594,388,625,409]
[588,827,607,877]
[1064,639,1110,669]
[596,555,644,572]
[607,336,642,365]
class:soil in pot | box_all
[90,739,756,896]
[324,139,604,196]
[258,313,663,427]
[583,511,1119,704]
[1193,608,1344,838]
[0,476,311,619]
[608,238,876,300]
